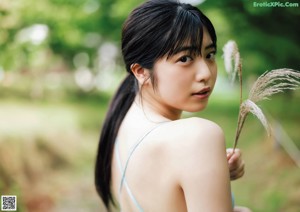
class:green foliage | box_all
[200,0,300,76]
[1,0,298,77]
[0,0,119,70]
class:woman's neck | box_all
[133,94,182,122]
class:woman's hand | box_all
[227,148,245,181]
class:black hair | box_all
[95,0,217,210]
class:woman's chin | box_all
[185,104,208,113]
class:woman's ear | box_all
[130,63,150,85]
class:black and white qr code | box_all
[1,195,17,211]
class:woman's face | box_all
[150,29,217,116]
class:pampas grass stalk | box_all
[223,41,300,150]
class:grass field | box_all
[0,89,299,212]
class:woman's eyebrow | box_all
[176,43,216,53]
[170,43,216,56]
[205,43,216,50]
[172,46,198,55]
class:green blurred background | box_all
[0,0,299,211]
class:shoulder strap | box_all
[115,140,144,211]
[119,123,167,191]
[115,122,168,212]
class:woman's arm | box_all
[173,118,232,212]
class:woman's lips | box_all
[192,87,211,99]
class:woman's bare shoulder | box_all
[161,117,224,144]
[161,117,231,211]
[159,117,228,175]
[147,117,226,165]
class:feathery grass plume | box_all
[233,68,300,150]
[222,40,243,105]
[222,40,241,85]
[234,100,270,150]
[249,68,300,102]
[222,41,300,150]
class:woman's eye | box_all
[206,52,216,60]
[178,56,193,63]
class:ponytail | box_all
[95,74,137,210]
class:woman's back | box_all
[111,103,232,211]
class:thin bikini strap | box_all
[119,123,166,191]
[115,122,167,212]
[115,140,144,212]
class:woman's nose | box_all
[195,60,211,83]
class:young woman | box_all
[95,0,251,211]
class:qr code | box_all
[1,195,17,211]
